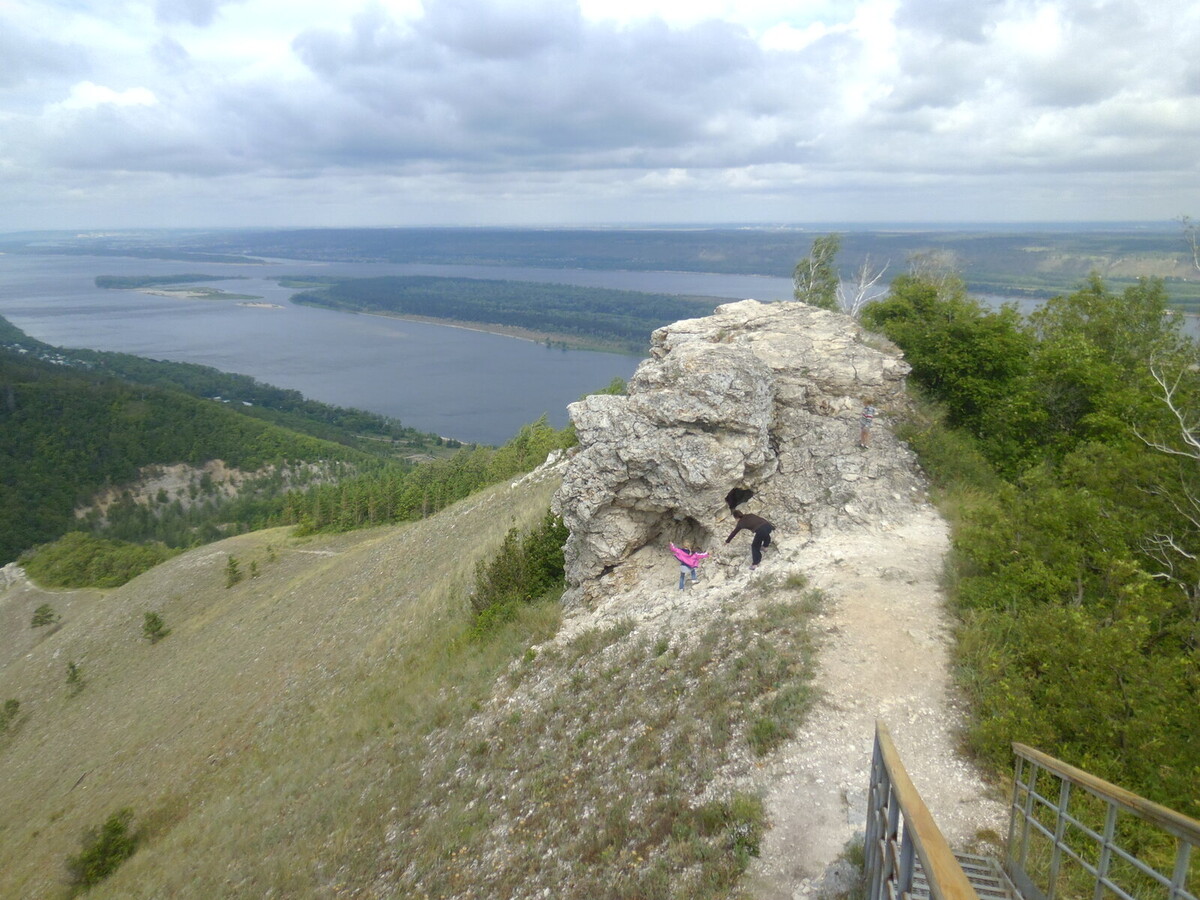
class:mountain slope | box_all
[0,472,560,898]
[0,341,389,564]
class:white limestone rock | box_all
[553,299,924,606]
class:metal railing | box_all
[866,720,981,900]
[1007,743,1200,900]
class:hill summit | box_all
[555,298,924,605]
[0,299,1002,899]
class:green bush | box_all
[66,661,84,694]
[22,532,176,589]
[224,556,242,588]
[875,273,1200,816]
[142,611,170,644]
[66,808,138,893]
[30,603,60,628]
[469,511,568,632]
[0,698,19,732]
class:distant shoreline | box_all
[353,309,641,356]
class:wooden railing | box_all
[866,720,981,900]
[1007,744,1200,900]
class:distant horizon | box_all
[2,220,1187,239]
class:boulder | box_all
[553,299,924,606]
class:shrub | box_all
[224,556,242,587]
[66,808,138,893]
[469,511,568,631]
[66,661,84,694]
[22,532,176,589]
[30,603,60,628]
[0,698,19,732]
[142,611,170,644]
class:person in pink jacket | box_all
[669,542,709,590]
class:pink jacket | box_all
[670,543,709,567]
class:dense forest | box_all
[863,271,1199,816]
[2,309,604,576]
[1,316,450,457]
[0,313,476,565]
[290,275,721,353]
[278,414,580,534]
[0,341,382,565]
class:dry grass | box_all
[0,469,822,899]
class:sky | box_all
[2,0,1198,230]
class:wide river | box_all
[0,253,795,445]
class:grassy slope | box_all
[0,475,561,898]
[1,462,820,899]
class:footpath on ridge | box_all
[744,503,1008,899]
[549,299,1011,900]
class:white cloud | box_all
[55,82,159,110]
[1,0,1198,229]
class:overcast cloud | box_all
[1,0,1197,229]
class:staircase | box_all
[912,854,1019,900]
[865,722,1200,900]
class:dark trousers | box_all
[751,525,773,565]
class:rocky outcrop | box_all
[553,299,926,606]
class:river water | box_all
[0,253,795,445]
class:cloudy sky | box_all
[2,0,1198,230]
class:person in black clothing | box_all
[725,510,775,569]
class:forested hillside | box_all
[1,315,449,457]
[290,275,722,352]
[863,272,1200,815]
[0,343,382,565]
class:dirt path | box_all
[746,503,1008,899]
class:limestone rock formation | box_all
[553,299,926,606]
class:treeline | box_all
[291,275,720,353]
[95,274,229,289]
[0,344,380,564]
[280,415,578,533]
[863,272,1199,814]
[1,315,450,456]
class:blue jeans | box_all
[679,563,697,589]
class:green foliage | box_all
[875,271,1200,817]
[863,272,1037,473]
[225,556,242,588]
[0,326,394,565]
[142,611,170,644]
[95,274,227,289]
[292,275,719,354]
[22,532,174,589]
[30,603,60,628]
[284,415,576,535]
[65,808,138,893]
[66,661,84,694]
[793,233,842,310]
[21,532,176,589]
[0,699,19,732]
[470,511,569,633]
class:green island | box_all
[96,274,262,302]
[290,275,723,353]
